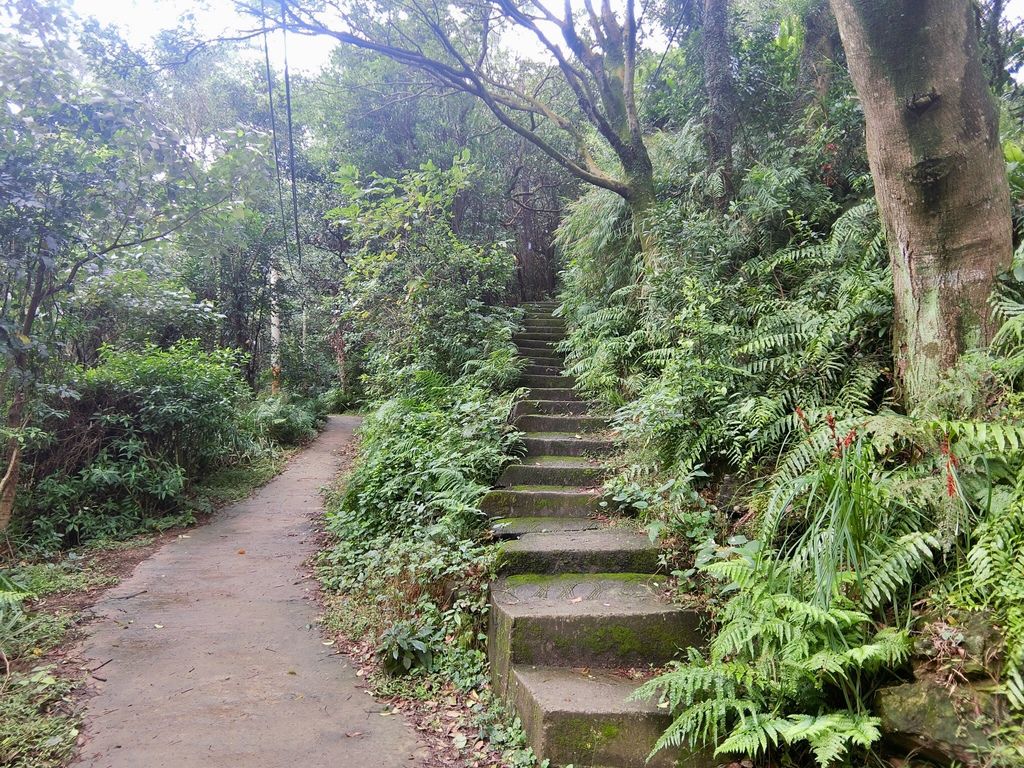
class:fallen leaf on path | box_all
[237,549,246,555]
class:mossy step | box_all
[528,387,579,402]
[516,414,607,433]
[524,364,564,376]
[489,574,705,697]
[514,400,596,417]
[498,456,606,487]
[523,433,614,457]
[481,487,602,518]
[523,319,566,330]
[508,666,705,768]
[521,356,565,369]
[521,374,576,389]
[490,516,603,538]
[497,528,660,575]
[517,344,562,357]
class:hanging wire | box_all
[259,0,294,264]
[280,0,303,267]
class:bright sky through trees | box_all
[83,0,1024,76]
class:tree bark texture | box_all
[702,0,735,206]
[830,0,1013,408]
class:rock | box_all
[875,677,1000,766]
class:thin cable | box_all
[280,0,303,266]
[638,9,687,117]
[260,0,293,263]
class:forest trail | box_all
[71,415,425,768]
[483,302,705,768]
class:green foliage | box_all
[0,664,78,768]
[379,619,437,675]
[15,343,266,548]
[329,157,518,399]
[248,394,327,447]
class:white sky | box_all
[71,0,1024,75]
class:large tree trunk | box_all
[830,0,1013,409]
[702,0,735,207]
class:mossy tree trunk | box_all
[829,0,1013,409]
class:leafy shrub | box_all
[378,619,437,675]
[329,156,518,400]
[248,395,325,446]
[16,342,258,547]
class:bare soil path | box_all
[72,415,425,768]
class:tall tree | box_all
[829,0,1013,408]
[701,0,734,206]
[0,9,218,531]
[240,0,658,227]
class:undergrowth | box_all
[558,121,1024,766]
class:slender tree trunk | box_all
[797,0,838,114]
[830,0,1013,409]
[0,401,24,532]
[269,265,281,394]
[702,0,735,207]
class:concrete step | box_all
[490,516,603,539]
[524,363,564,376]
[523,432,614,457]
[514,332,565,344]
[517,342,562,357]
[527,387,579,401]
[513,400,596,417]
[498,456,606,487]
[516,414,607,433]
[497,527,661,575]
[508,666,701,768]
[521,354,565,368]
[523,319,566,331]
[521,374,575,389]
[481,487,602,518]
[489,574,704,696]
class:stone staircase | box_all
[482,301,706,768]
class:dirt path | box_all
[72,415,426,768]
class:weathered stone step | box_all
[524,352,565,364]
[490,516,603,538]
[524,363,563,376]
[481,487,602,518]
[517,346,562,361]
[490,574,704,697]
[521,355,565,369]
[508,666,695,768]
[521,374,575,389]
[528,387,579,401]
[498,456,605,487]
[523,319,566,331]
[516,414,607,433]
[523,433,614,457]
[514,400,596,417]
[514,332,565,344]
[497,528,660,575]
[517,341,562,355]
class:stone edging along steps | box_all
[481,301,708,768]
